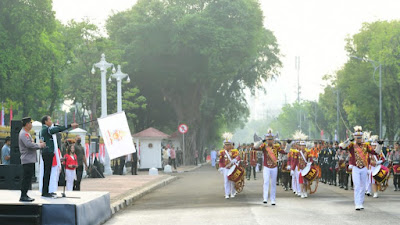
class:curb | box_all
[110,176,178,214]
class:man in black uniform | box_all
[132,143,138,175]
[327,141,335,185]
[319,143,327,183]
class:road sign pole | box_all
[183,133,185,166]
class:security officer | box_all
[19,117,46,202]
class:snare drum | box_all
[227,165,245,183]
[372,165,390,183]
[301,165,318,182]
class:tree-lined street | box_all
[105,165,400,225]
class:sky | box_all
[53,0,400,117]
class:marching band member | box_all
[289,143,300,196]
[218,133,240,199]
[253,129,286,205]
[297,139,312,198]
[341,126,383,210]
[389,142,400,191]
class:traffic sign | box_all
[178,124,188,134]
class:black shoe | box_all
[263,201,268,204]
[344,187,348,190]
[20,196,34,202]
[340,186,344,189]
[50,192,57,196]
[42,193,53,198]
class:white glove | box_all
[231,159,237,164]
[290,170,294,176]
[307,162,312,167]
[377,160,382,165]
[218,167,224,174]
[349,165,354,169]
[287,165,291,170]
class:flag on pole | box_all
[334,129,338,142]
[73,107,76,123]
[9,104,13,122]
[1,103,4,126]
[320,129,324,139]
[64,111,68,127]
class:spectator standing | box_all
[73,136,88,191]
[194,150,199,165]
[170,147,177,170]
[1,136,11,165]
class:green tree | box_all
[107,0,281,163]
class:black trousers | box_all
[170,158,176,169]
[131,160,138,175]
[42,153,54,195]
[246,166,256,179]
[74,165,84,191]
[21,163,34,197]
[281,172,290,189]
[393,174,400,187]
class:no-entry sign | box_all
[178,124,188,134]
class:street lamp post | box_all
[92,53,116,118]
[110,65,130,113]
[350,56,383,137]
[92,53,116,175]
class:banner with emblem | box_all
[97,111,136,160]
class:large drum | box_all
[392,161,400,174]
[301,165,318,182]
[372,165,390,183]
[228,165,245,183]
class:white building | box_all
[132,127,169,169]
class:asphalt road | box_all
[105,165,400,225]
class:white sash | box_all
[224,150,232,161]
[299,150,307,163]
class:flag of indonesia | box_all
[85,143,90,166]
[0,104,4,126]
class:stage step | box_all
[0,204,41,225]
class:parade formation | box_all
[216,126,397,211]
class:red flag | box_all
[9,104,13,122]
[320,129,324,139]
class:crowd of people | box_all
[215,126,400,210]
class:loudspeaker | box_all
[11,120,22,148]
[10,147,21,164]
[10,120,22,164]
[0,164,23,190]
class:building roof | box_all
[169,131,181,139]
[132,127,170,138]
